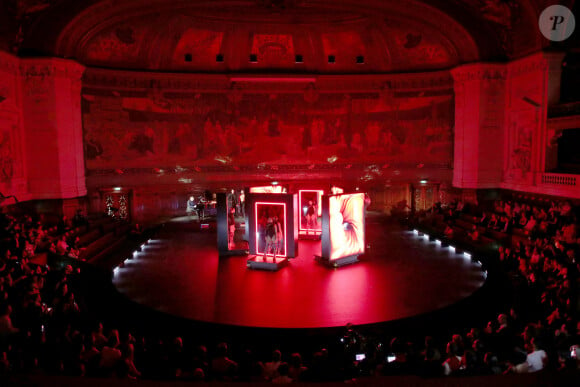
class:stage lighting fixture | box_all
[272,181,278,185]
[464,252,472,258]
[184,53,192,62]
[328,55,335,64]
[113,187,122,191]
[216,54,224,62]
[420,179,428,184]
[295,54,303,63]
[249,54,258,63]
[356,55,364,64]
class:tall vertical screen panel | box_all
[321,193,366,260]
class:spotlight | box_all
[435,239,441,245]
[113,187,122,191]
[464,252,471,258]
[413,229,418,235]
[328,55,335,64]
[420,179,428,184]
[449,246,456,253]
[249,54,258,63]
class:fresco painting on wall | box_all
[82,92,453,169]
[506,110,535,181]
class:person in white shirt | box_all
[526,339,547,372]
[263,350,282,380]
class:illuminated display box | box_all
[216,192,249,256]
[319,192,366,267]
[298,189,323,238]
[246,193,298,270]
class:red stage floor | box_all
[113,215,486,329]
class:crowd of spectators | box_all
[416,197,579,376]
[0,195,578,382]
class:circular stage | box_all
[112,215,486,329]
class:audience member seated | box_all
[211,342,237,381]
[468,225,480,242]
[444,223,454,239]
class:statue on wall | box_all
[508,120,532,180]
[0,129,14,182]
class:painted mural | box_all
[81,91,454,169]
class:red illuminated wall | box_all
[0,51,86,203]
[0,52,27,199]
[81,72,454,171]
[452,52,567,196]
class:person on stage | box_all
[228,207,236,249]
[186,196,196,218]
[238,189,245,218]
[227,189,238,216]
[306,200,317,232]
[263,217,277,261]
[274,215,284,257]
[196,196,205,221]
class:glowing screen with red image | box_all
[329,193,365,260]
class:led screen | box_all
[255,202,287,257]
[299,190,323,233]
[250,186,286,193]
[328,193,365,260]
[330,186,344,195]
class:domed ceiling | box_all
[1,0,571,73]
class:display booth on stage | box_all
[246,193,297,271]
[217,192,248,257]
[317,192,367,267]
[298,189,323,239]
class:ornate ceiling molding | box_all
[53,0,481,72]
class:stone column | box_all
[451,63,507,189]
[20,58,86,199]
